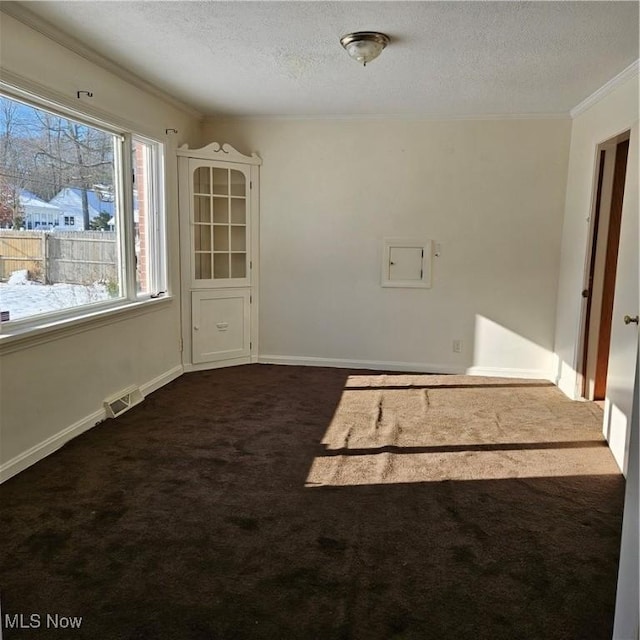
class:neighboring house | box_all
[20,191,63,230]
[49,187,116,231]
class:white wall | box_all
[204,117,571,377]
[0,12,201,479]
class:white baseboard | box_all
[0,407,106,484]
[465,366,554,380]
[140,364,183,396]
[258,354,465,374]
[0,363,184,484]
[556,371,580,400]
[183,356,252,373]
[259,355,553,380]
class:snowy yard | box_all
[0,271,112,322]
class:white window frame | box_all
[132,134,167,298]
[0,84,169,344]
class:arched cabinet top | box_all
[177,142,262,165]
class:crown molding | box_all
[0,1,202,120]
[570,59,640,119]
[204,112,569,124]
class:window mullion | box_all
[147,144,158,291]
[144,142,156,293]
[151,143,166,295]
[118,134,137,300]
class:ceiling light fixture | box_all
[340,31,390,66]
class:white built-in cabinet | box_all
[178,143,261,370]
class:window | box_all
[133,137,165,296]
[0,88,166,329]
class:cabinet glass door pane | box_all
[213,254,230,278]
[194,196,211,223]
[230,170,246,196]
[196,253,212,280]
[212,168,228,195]
[213,198,229,223]
[230,198,245,224]
[193,167,211,194]
[230,226,245,251]
[231,254,246,278]
[195,224,211,251]
[213,226,229,251]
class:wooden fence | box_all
[0,230,117,285]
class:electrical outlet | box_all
[453,339,463,353]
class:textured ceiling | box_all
[14,1,640,117]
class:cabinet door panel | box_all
[192,290,250,364]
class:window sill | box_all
[0,295,173,355]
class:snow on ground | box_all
[7,269,30,286]
[1,272,112,322]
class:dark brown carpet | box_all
[0,364,625,640]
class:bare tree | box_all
[0,95,114,229]
[33,112,114,229]
[0,99,29,227]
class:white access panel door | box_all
[192,290,251,364]
[382,238,432,288]
[389,247,423,281]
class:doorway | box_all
[580,132,630,400]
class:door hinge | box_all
[250,341,253,350]
[179,337,183,352]
[250,295,252,304]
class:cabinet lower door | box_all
[191,289,250,364]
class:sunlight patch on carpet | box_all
[305,447,618,486]
[306,374,618,486]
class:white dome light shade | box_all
[340,32,390,66]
